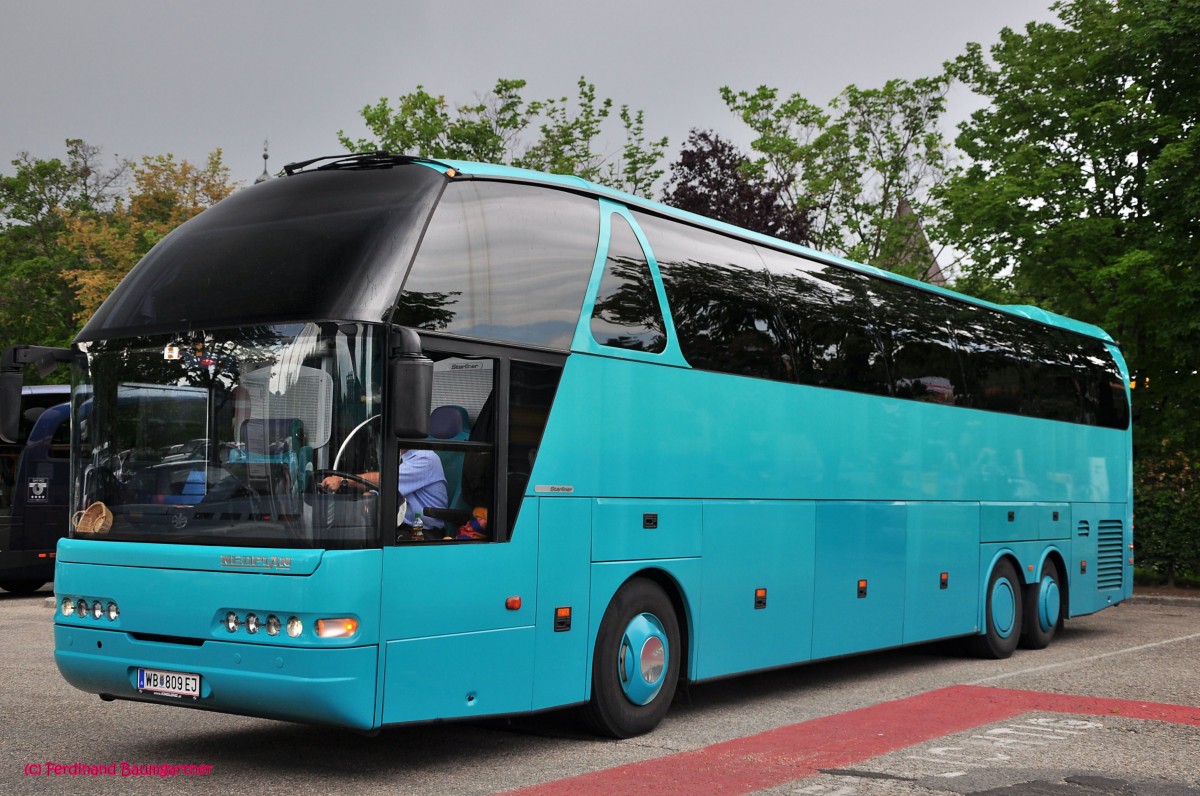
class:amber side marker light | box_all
[316,618,359,638]
[554,606,572,632]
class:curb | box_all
[1128,594,1200,608]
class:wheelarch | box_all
[597,567,694,688]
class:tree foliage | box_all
[61,151,236,323]
[338,77,668,197]
[0,140,129,356]
[660,129,811,245]
[935,0,1200,448]
[1134,447,1200,585]
[0,142,236,358]
[721,77,951,279]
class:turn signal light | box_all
[316,617,358,638]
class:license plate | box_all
[137,667,201,698]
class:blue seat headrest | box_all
[429,405,467,439]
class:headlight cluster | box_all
[60,596,119,622]
[219,610,358,640]
[222,610,298,637]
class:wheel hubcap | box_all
[618,613,669,706]
[1038,575,1061,632]
[992,578,1017,638]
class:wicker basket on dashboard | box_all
[72,502,112,534]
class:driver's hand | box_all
[322,475,349,492]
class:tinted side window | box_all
[946,303,1025,414]
[869,281,965,405]
[1019,325,1083,423]
[590,215,666,353]
[507,360,562,535]
[396,182,600,350]
[636,213,795,382]
[1080,344,1130,430]
[758,248,891,395]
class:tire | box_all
[1020,559,1064,650]
[0,580,46,595]
[583,578,681,738]
[966,559,1022,659]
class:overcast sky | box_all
[2,1,1060,185]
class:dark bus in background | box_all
[0,384,70,593]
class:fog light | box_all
[91,600,103,620]
[245,613,259,634]
[316,617,358,638]
[265,615,281,636]
[286,616,302,638]
[75,599,87,618]
[61,597,74,617]
[224,611,240,633]
[106,602,119,621]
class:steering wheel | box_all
[314,469,380,495]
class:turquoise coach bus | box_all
[0,153,1132,737]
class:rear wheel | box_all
[967,559,1022,659]
[1020,559,1063,650]
[583,578,681,738]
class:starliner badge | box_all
[220,554,292,571]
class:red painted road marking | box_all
[506,686,1200,796]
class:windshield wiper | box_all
[282,152,452,176]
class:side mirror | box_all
[0,345,74,444]
[0,371,23,444]
[388,328,433,438]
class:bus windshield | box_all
[74,323,386,549]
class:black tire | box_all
[583,578,681,738]
[966,559,1023,659]
[1020,559,1064,650]
[0,580,46,595]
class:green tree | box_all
[721,77,951,280]
[0,140,128,356]
[338,77,667,197]
[935,0,1200,448]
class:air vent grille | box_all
[1097,520,1125,590]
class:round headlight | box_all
[91,600,102,620]
[265,615,281,636]
[75,599,87,618]
[224,611,240,633]
[61,597,74,617]
[245,613,259,634]
[286,616,303,638]
[106,602,119,621]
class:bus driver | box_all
[320,448,449,538]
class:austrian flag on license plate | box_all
[137,667,201,698]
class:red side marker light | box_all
[754,588,767,609]
[505,596,522,611]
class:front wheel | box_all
[583,578,681,738]
[966,559,1023,659]
[1020,559,1064,650]
[0,580,46,595]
